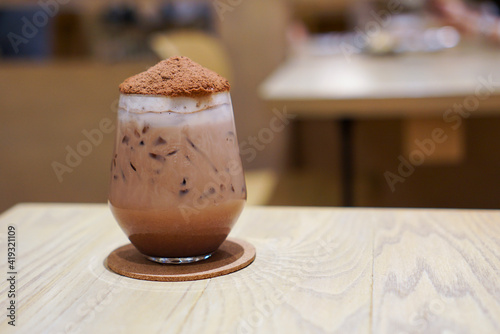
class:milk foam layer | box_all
[118,92,232,127]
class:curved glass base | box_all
[147,252,213,264]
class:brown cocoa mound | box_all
[119,56,230,97]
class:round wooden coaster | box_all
[106,238,256,282]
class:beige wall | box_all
[0,61,154,212]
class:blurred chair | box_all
[244,170,278,206]
[149,30,232,82]
[150,30,279,205]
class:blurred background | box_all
[1,0,500,212]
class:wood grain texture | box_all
[0,204,499,333]
[0,204,372,333]
[372,210,500,334]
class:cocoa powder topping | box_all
[119,56,230,97]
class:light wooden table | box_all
[1,203,499,333]
[259,45,500,206]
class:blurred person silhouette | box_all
[431,0,500,42]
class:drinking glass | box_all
[109,92,246,264]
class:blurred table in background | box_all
[260,44,500,206]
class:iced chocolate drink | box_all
[109,57,246,264]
